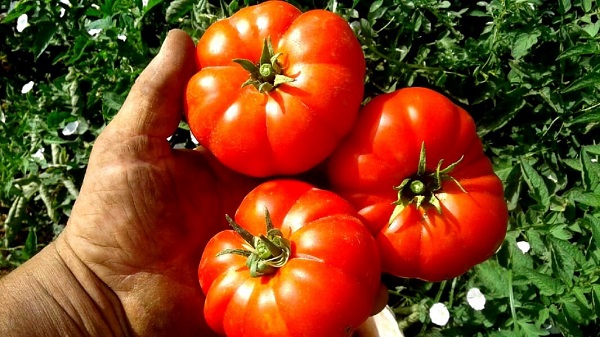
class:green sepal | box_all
[389,142,467,224]
[219,209,292,278]
[232,37,295,93]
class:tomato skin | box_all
[198,179,381,337]
[326,87,508,282]
[185,1,366,177]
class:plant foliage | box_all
[1,0,599,335]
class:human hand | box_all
[0,29,257,336]
[62,29,260,335]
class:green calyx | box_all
[233,38,295,93]
[218,209,291,278]
[389,143,466,224]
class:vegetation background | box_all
[1,0,599,336]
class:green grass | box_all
[1,0,600,336]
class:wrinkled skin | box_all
[61,31,259,335]
[185,1,366,177]
[327,87,508,282]
[0,30,258,337]
[199,180,382,337]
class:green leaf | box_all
[581,148,600,191]
[86,17,114,30]
[592,284,600,317]
[585,215,600,249]
[523,268,565,296]
[549,237,587,267]
[559,0,572,13]
[517,320,551,336]
[475,260,509,297]
[22,228,38,260]
[582,21,600,38]
[562,72,600,93]
[512,31,541,59]
[38,184,56,222]
[526,229,545,254]
[561,292,593,325]
[562,300,584,324]
[489,331,519,337]
[563,158,582,171]
[66,36,93,65]
[572,191,600,207]
[520,160,550,210]
[550,225,573,240]
[103,92,126,111]
[3,196,27,246]
[166,0,192,22]
[571,108,600,126]
[584,144,600,156]
[556,41,599,60]
[46,111,71,129]
[33,22,59,60]
[503,164,522,211]
[143,0,164,14]
[552,311,583,337]
[2,4,35,23]
[550,238,576,287]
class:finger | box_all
[110,29,197,138]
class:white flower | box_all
[467,288,486,311]
[62,121,80,136]
[88,28,102,37]
[517,241,531,254]
[57,0,71,17]
[190,131,199,145]
[21,81,34,94]
[429,303,450,326]
[117,34,127,41]
[142,0,149,7]
[0,110,6,124]
[91,4,100,9]
[32,147,45,160]
[17,14,30,33]
[544,324,561,334]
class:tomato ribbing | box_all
[326,87,509,281]
[184,1,366,177]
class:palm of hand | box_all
[63,131,222,336]
[58,31,252,336]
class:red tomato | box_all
[184,1,365,177]
[198,179,381,337]
[326,87,508,282]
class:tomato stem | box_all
[218,209,291,277]
[389,142,466,224]
[410,180,425,194]
[233,38,295,93]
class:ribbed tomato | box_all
[184,1,365,177]
[198,180,381,336]
[327,87,508,282]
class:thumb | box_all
[110,29,197,138]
